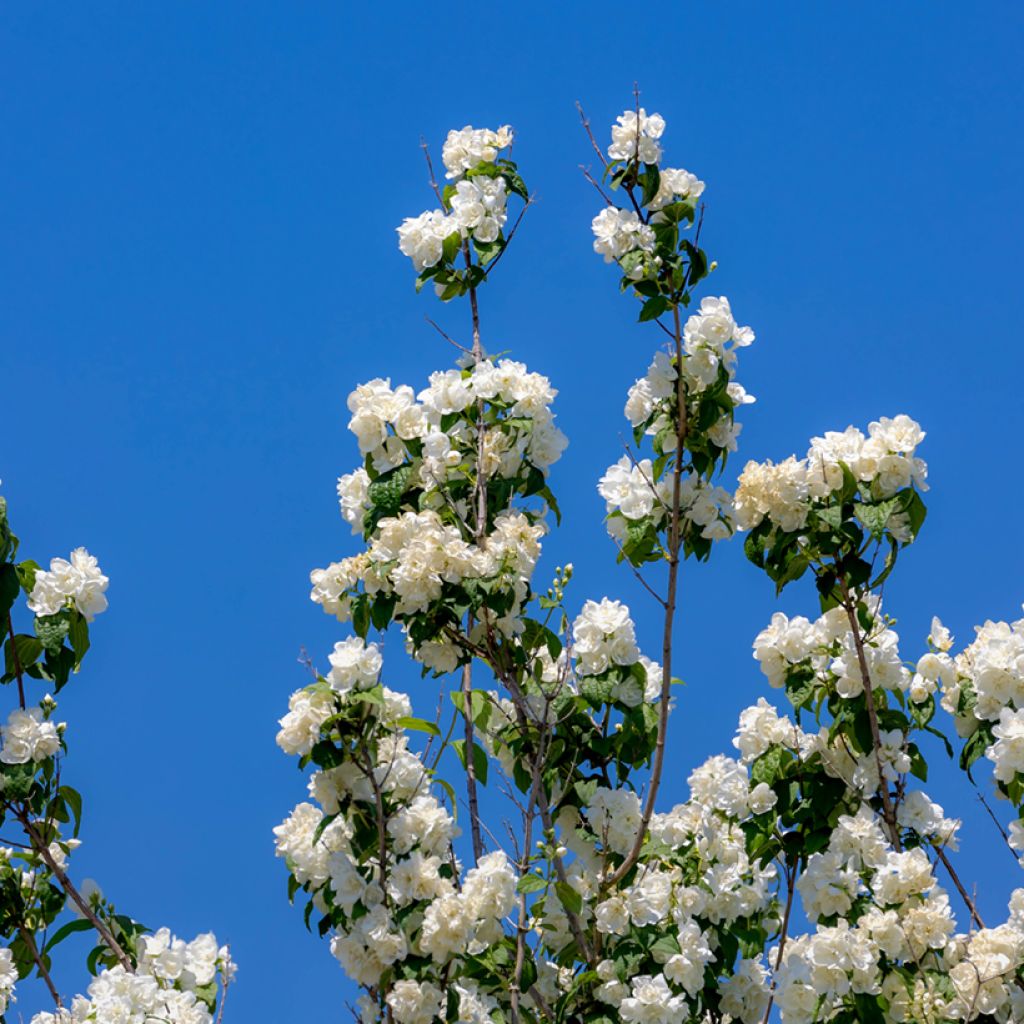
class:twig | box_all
[575,101,607,166]
[419,137,444,204]
[840,590,902,850]
[935,845,985,930]
[7,612,26,709]
[19,924,63,1008]
[604,303,688,889]
[18,811,134,971]
[580,165,614,207]
[484,195,535,277]
[425,317,471,355]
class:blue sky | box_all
[3,2,1024,1019]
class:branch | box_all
[840,591,902,850]
[575,101,607,166]
[484,195,535,277]
[419,137,444,204]
[425,316,471,355]
[18,811,134,971]
[19,923,63,1008]
[604,303,688,889]
[7,611,26,709]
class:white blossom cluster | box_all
[599,455,734,544]
[753,604,913,701]
[27,547,109,621]
[607,108,665,164]
[343,360,566,482]
[30,930,233,1024]
[442,125,513,178]
[0,702,62,764]
[572,598,641,677]
[775,850,1024,1024]
[0,946,15,1018]
[592,207,655,265]
[592,108,704,272]
[275,644,517,1000]
[735,414,928,535]
[541,743,780,1024]
[397,124,513,276]
[942,612,1024,789]
[602,297,756,550]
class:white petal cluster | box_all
[30,934,232,1024]
[735,414,928,534]
[592,207,655,264]
[649,167,705,212]
[441,125,513,179]
[599,455,734,543]
[806,415,928,500]
[344,359,566,481]
[608,108,666,164]
[449,176,507,243]
[0,946,15,1018]
[396,210,455,274]
[572,598,640,677]
[681,296,755,393]
[27,547,109,620]
[337,468,371,534]
[0,704,61,764]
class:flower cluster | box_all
[736,414,928,536]
[314,358,565,670]
[539,742,780,1024]
[0,702,62,764]
[0,946,15,1018]
[274,643,518,1016]
[943,612,1024,806]
[27,547,109,621]
[30,931,234,1024]
[601,297,756,566]
[397,124,525,300]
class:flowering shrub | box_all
[264,96,1024,1024]
[0,496,233,1022]
[5,94,1023,1024]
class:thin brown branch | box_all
[419,137,444,204]
[760,860,796,1024]
[575,100,607,166]
[425,316,471,355]
[580,165,614,207]
[840,591,902,850]
[484,195,535,277]
[18,811,133,971]
[7,612,26,709]
[935,845,985,930]
[19,923,63,1007]
[604,303,688,889]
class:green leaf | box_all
[516,873,547,894]
[397,716,441,737]
[554,881,582,916]
[61,785,84,838]
[640,164,661,206]
[42,917,93,954]
[0,564,19,619]
[452,739,489,786]
[638,296,668,322]
[68,613,90,663]
[4,633,42,681]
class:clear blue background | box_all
[3,3,1023,1019]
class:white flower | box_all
[397,210,454,273]
[28,547,109,620]
[592,207,656,263]
[441,125,513,179]
[619,973,686,1024]
[0,705,60,764]
[608,108,666,164]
